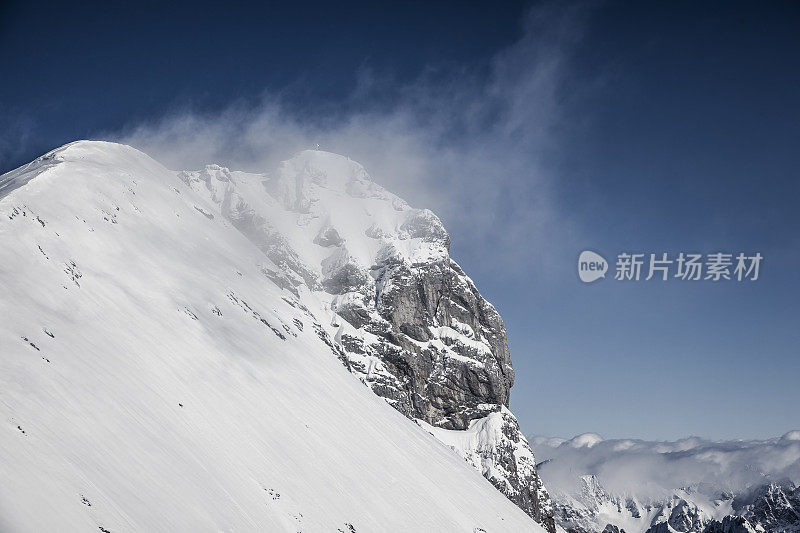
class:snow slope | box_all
[0,141,541,532]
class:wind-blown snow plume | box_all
[113,3,589,276]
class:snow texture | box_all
[0,141,543,532]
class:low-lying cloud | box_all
[531,431,800,500]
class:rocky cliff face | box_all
[178,150,555,530]
[708,482,800,533]
[645,483,800,533]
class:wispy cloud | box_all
[113,3,590,276]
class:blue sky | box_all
[1,1,798,440]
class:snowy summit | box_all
[0,141,552,532]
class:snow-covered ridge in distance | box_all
[0,140,547,532]
[531,432,800,533]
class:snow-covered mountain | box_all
[175,148,555,531]
[0,140,551,532]
[530,432,800,533]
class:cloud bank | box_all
[531,431,800,500]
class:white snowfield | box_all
[0,141,542,532]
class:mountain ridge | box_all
[0,140,550,531]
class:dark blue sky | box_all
[0,0,527,166]
[2,1,798,440]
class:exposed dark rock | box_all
[314,225,344,247]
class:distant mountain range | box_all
[531,432,800,533]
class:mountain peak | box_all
[271,149,375,201]
[0,140,166,202]
[0,141,545,531]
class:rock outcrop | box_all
[179,150,556,531]
[702,483,800,533]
